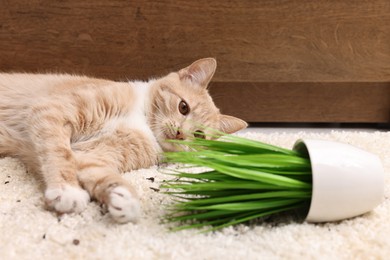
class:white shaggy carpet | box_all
[1,131,390,259]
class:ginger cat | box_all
[0,58,247,223]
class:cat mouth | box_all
[164,134,175,140]
[163,129,184,141]
[163,130,176,140]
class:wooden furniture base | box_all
[209,82,390,123]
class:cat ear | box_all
[219,115,248,134]
[178,58,217,87]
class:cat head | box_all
[148,58,248,151]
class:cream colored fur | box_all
[0,58,247,223]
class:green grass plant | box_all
[162,133,312,232]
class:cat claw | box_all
[107,186,140,224]
[45,185,90,214]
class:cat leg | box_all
[28,111,90,214]
[44,183,90,214]
[73,129,159,223]
[76,164,141,223]
[41,143,90,214]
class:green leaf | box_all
[178,191,311,206]
[161,130,312,232]
[162,180,291,192]
[208,163,311,188]
[176,198,303,211]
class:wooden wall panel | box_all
[209,82,390,123]
[0,0,389,123]
[1,0,389,82]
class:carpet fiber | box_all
[1,131,389,259]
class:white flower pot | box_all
[293,139,385,222]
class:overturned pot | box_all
[293,139,385,222]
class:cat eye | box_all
[194,130,205,139]
[179,100,190,115]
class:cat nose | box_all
[176,130,185,140]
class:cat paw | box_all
[45,185,90,214]
[107,186,141,224]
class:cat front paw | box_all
[107,186,141,224]
[45,185,90,214]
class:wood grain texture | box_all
[0,0,389,81]
[0,0,389,123]
[209,82,390,123]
